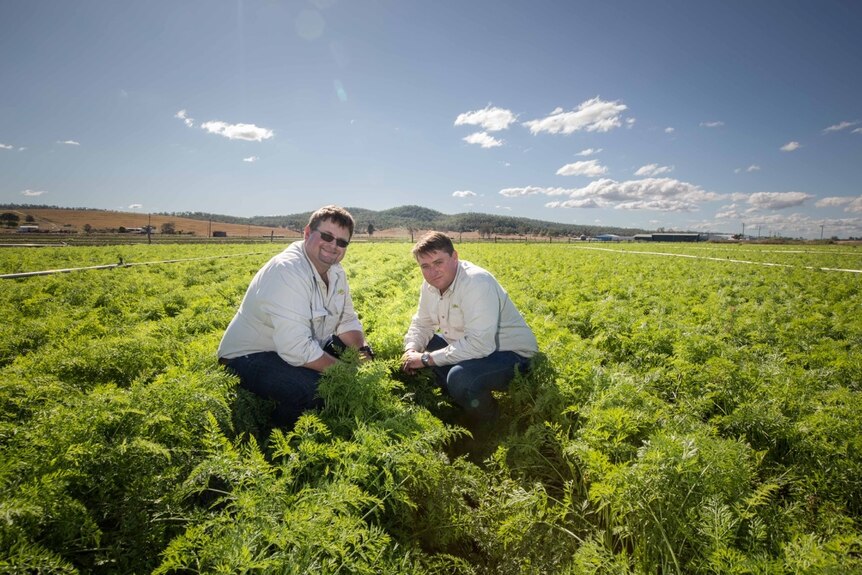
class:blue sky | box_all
[2,1,861,238]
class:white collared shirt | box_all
[218,241,363,365]
[403,260,538,366]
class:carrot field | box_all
[1,242,860,574]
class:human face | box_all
[304,220,351,274]
[416,249,458,293]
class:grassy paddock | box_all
[1,242,860,574]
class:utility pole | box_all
[147,213,152,244]
[820,225,824,240]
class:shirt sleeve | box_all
[259,264,326,366]
[433,277,501,365]
[403,285,435,351]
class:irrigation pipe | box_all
[0,251,275,280]
[572,245,862,274]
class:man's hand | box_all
[401,350,424,374]
[358,345,375,362]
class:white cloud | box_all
[0,143,13,150]
[845,196,862,213]
[500,185,570,197]
[453,190,476,198]
[823,120,859,133]
[577,148,602,156]
[243,156,259,163]
[634,163,673,177]
[734,164,760,174]
[854,127,862,134]
[463,131,503,148]
[454,105,517,132]
[128,203,143,209]
[523,97,628,135]
[508,177,718,212]
[21,189,46,196]
[201,121,274,142]
[545,198,602,209]
[747,191,812,210]
[665,127,675,134]
[700,121,724,128]
[780,141,801,152]
[58,140,80,146]
[556,159,608,177]
[175,109,195,128]
[815,196,853,208]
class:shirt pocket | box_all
[310,307,329,339]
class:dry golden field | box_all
[3,207,298,238]
[1,207,490,241]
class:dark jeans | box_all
[426,334,530,423]
[220,336,345,429]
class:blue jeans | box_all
[426,335,530,423]
[220,336,345,428]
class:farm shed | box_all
[635,232,705,242]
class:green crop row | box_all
[1,242,860,574]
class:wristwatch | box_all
[420,352,431,367]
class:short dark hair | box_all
[411,231,454,258]
[308,205,355,237]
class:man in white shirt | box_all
[218,205,373,428]
[401,231,538,425]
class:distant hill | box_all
[2,204,653,237]
[159,205,653,237]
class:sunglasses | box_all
[316,229,350,248]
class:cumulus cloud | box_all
[507,177,718,212]
[0,143,13,150]
[128,203,143,209]
[175,109,195,127]
[58,140,80,146]
[21,189,46,197]
[747,191,812,210]
[576,148,602,156]
[823,120,860,133]
[700,121,724,128]
[202,121,274,142]
[453,190,476,198]
[454,105,517,131]
[634,163,673,177]
[463,131,503,148]
[781,141,801,152]
[556,160,608,177]
[243,156,259,163]
[815,196,853,208]
[523,97,628,135]
[848,197,862,213]
[665,127,675,134]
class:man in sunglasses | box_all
[218,205,373,429]
[401,231,537,429]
